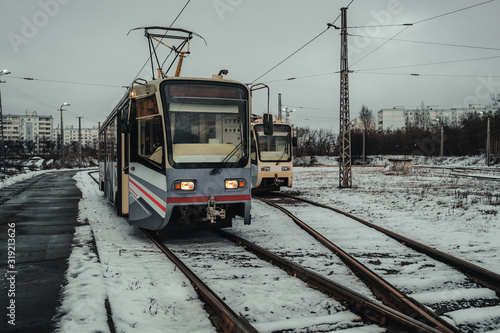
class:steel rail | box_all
[278,192,500,294]
[255,198,460,333]
[218,229,443,333]
[142,230,260,333]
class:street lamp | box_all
[59,102,70,165]
[284,108,294,124]
[0,69,11,173]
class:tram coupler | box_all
[273,173,284,186]
[204,196,226,224]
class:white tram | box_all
[99,76,253,230]
[251,116,295,191]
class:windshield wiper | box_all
[210,141,244,175]
[276,148,288,165]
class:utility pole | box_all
[0,85,4,173]
[339,7,352,188]
[77,116,83,168]
[487,117,491,166]
[440,124,444,158]
[0,69,11,173]
[278,93,282,122]
[59,102,70,166]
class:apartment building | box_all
[2,111,53,153]
[377,105,496,131]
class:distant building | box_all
[377,107,407,131]
[377,105,496,131]
[2,111,53,154]
[52,125,99,150]
[1,111,99,155]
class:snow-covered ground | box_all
[2,155,498,332]
[287,157,500,275]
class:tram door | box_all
[120,132,129,215]
[127,95,166,226]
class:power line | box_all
[347,34,500,52]
[3,82,57,111]
[354,72,500,78]
[8,76,123,88]
[351,26,411,68]
[250,0,357,84]
[282,104,334,113]
[250,26,333,85]
[413,0,494,24]
[262,72,337,84]
[354,54,500,72]
[349,1,495,68]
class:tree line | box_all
[295,96,500,163]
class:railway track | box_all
[256,193,500,332]
[87,170,500,331]
[158,229,444,332]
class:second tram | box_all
[251,116,295,191]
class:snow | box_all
[0,169,53,189]
[1,155,499,332]
[55,172,216,333]
[410,288,497,304]
[446,306,500,326]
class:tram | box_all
[98,27,263,231]
[251,116,295,191]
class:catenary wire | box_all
[348,34,500,52]
[250,0,355,84]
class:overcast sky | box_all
[1,0,499,130]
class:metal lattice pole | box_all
[339,7,352,188]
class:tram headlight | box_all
[261,166,270,172]
[282,166,291,171]
[174,181,195,191]
[225,179,246,189]
[225,180,238,189]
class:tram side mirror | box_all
[292,136,298,147]
[121,99,137,133]
[263,113,273,136]
[120,107,129,133]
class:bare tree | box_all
[359,105,375,163]
[414,101,432,130]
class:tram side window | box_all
[135,95,164,167]
[106,121,117,162]
[99,132,105,162]
[251,134,257,164]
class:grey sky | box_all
[1,0,499,130]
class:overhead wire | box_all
[349,0,496,68]
[354,55,500,72]
[347,34,500,52]
[350,25,411,68]
[8,76,123,88]
[250,0,355,84]
[259,1,498,84]
[250,27,333,85]
[413,0,494,24]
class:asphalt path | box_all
[0,171,81,332]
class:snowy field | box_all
[1,156,499,332]
[288,157,500,275]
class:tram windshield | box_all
[162,81,249,168]
[254,124,292,162]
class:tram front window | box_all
[255,124,292,162]
[163,81,249,168]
